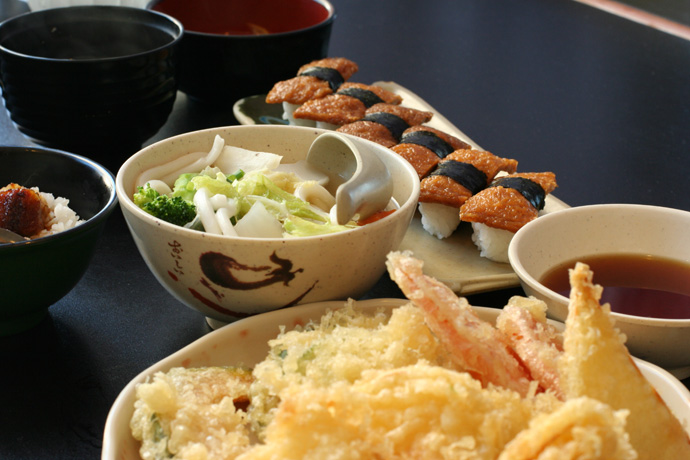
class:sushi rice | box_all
[470,222,514,263]
[418,202,460,239]
[282,102,316,127]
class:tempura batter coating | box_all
[560,263,690,459]
[130,367,254,460]
[497,296,564,398]
[498,397,636,460]
[128,256,690,460]
[244,363,560,460]
[386,251,534,396]
[459,172,557,232]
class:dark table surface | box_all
[1,0,689,458]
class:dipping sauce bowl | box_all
[508,204,690,377]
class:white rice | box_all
[282,102,316,127]
[470,222,513,263]
[315,121,340,130]
[32,187,84,238]
[419,202,461,239]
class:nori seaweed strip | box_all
[336,87,385,108]
[429,160,487,195]
[298,66,345,91]
[490,176,546,210]
[399,130,455,159]
[362,112,410,141]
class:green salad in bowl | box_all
[132,135,392,238]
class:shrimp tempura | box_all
[496,296,564,398]
[386,251,533,396]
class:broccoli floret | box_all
[143,196,197,226]
[134,185,197,226]
[133,184,161,207]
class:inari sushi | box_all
[265,57,359,126]
[336,103,434,147]
[390,126,472,179]
[292,82,403,129]
[417,149,518,239]
[460,172,557,262]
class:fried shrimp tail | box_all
[386,251,533,396]
[496,296,564,398]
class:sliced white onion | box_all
[193,188,221,235]
[215,207,238,236]
[214,145,282,174]
[234,201,283,238]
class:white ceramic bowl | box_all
[102,298,690,460]
[508,204,690,377]
[116,125,419,325]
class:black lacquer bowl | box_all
[147,0,334,105]
[0,6,182,170]
[0,146,118,336]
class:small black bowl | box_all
[0,6,182,169]
[147,0,334,105]
[0,146,118,336]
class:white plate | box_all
[103,298,690,460]
[233,82,569,294]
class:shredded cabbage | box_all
[133,137,372,238]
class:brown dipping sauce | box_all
[152,0,330,36]
[541,254,690,319]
